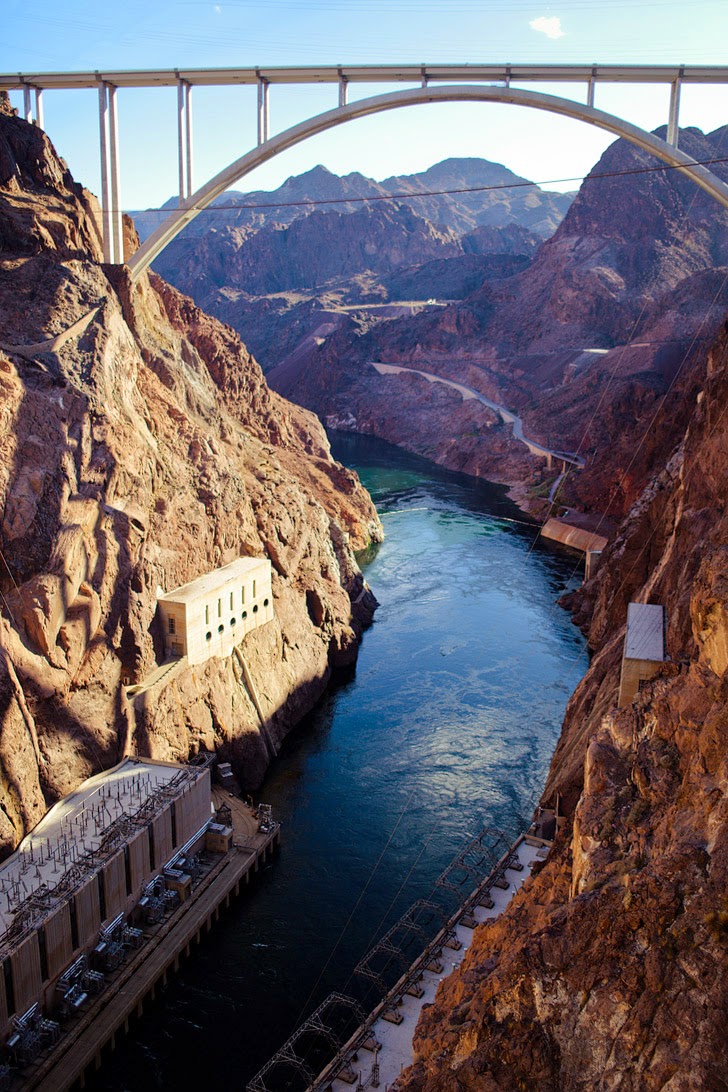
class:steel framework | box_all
[247,993,367,1092]
[246,823,521,1092]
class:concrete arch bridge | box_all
[2,63,728,276]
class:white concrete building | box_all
[157,557,274,666]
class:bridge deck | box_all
[2,63,727,92]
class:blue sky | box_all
[2,0,727,209]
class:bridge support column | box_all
[177,79,186,202]
[257,76,269,144]
[98,81,123,264]
[177,79,194,203]
[185,82,194,197]
[98,83,112,263]
[338,72,348,108]
[98,85,110,261]
[21,85,43,127]
[587,70,596,108]
[546,453,553,471]
[108,85,123,264]
[667,72,682,147]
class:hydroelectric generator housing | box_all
[0,757,215,1046]
[157,557,274,665]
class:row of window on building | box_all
[158,558,275,666]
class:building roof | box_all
[541,518,609,555]
[625,602,665,662]
[158,557,270,606]
[0,758,206,944]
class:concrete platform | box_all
[326,837,546,1091]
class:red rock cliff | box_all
[396,318,728,1090]
[0,94,382,856]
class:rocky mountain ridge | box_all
[152,201,463,298]
[133,157,569,368]
[132,157,573,242]
[0,93,381,857]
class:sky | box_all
[2,0,727,210]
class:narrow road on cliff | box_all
[369,362,585,469]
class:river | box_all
[87,432,586,1091]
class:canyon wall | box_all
[396,319,728,1090]
[267,127,728,521]
[0,95,382,857]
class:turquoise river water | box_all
[88,432,586,1091]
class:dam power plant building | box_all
[0,759,213,1043]
[157,557,274,665]
[0,753,280,1089]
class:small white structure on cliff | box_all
[618,602,665,707]
[158,557,274,665]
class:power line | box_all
[131,154,728,217]
[292,786,418,1027]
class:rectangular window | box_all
[218,598,222,618]
[241,586,245,605]
[97,872,107,921]
[123,846,132,895]
[168,616,176,635]
[3,959,15,1017]
[205,605,209,625]
[230,591,234,610]
[252,580,257,598]
[69,899,79,949]
[38,930,49,982]
[171,802,178,847]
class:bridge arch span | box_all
[129,83,728,281]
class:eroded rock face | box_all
[153,203,463,299]
[395,322,728,1090]
[0,96,382,856]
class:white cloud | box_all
[213,4,222,12]
[529,16,565,39]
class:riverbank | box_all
[370,363,585,470]
[318,363,589,525]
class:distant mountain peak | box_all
[132,155,574,244]
[297,164,336,180]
